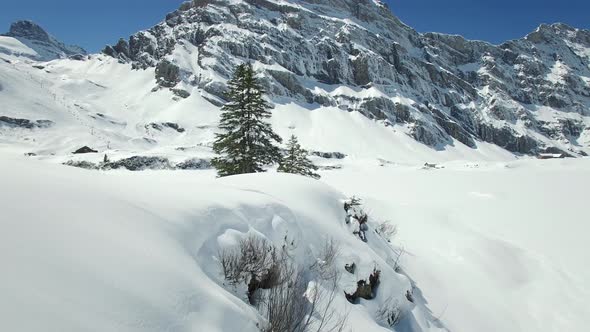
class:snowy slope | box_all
[322,159,590,332]
[0,152,442,332]
[1,150,589,332]
[0,36,38,58]
[0,53,517,165]
[1,21,86,60]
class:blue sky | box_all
[1,0,588,52]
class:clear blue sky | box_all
[1,0,589,52]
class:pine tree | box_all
[278,135,320,179]
[212,63,283,177]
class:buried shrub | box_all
[376,297,404,327]
[375,221,398,242]
[310,238,341,281]
[344,196,370,242]
[219,236,285,303]
[219,235,346,332]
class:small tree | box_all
[212,63,283,177]
[278,135,320,179]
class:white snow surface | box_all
[0,152,423,332]
[0,36,38,58]
[1,150,589,332]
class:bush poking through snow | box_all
[219,236,283,300]
[259,269,347,332]
[391,247,405,273]
[376,298,404,327]
[310,238,340,280]
[344,196,370,241]
[219,235,347,332]
[343,196,361,213]
[375,221,397,242]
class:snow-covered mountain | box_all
[1,20,86,60]
[101,0,590,157]
[1,0,589,162]
[1,3,590,332]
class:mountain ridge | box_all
[99,0,590,157]
[2,20,87,60]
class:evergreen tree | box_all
[212,63,283,177]
[278,135,320,179]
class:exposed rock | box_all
[101,1,590,156]
[68,54,87,61]
[103,38,131,62]
[318,165,342,170]
[155,60,181,87]
[63,160,99,170]
[310,151,347,159]
[345,269,381,303]
[147,122,186,133]
[102,156,174,171]
[175,158,212,170]
[172,88,191,98]
[0,116,54,129]
[476,124,538,154]
[538,146,573,158]
[344,263,356,274]
[72,146,98,154]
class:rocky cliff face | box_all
[3,20,87,60]
[103,0,590,156]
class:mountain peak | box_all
[5,20,52,43]
[1,20,86,60]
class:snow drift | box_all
[0,153,439,332]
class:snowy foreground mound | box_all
[0,154,438,332]
[1,153,589,332]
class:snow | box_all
[0,54,521,164]
[1,17,590,332]
[0,151,422,332]
[0,36,38,58]
[546,60,570,84]
[321,158,590,332]
[1,150,588,332]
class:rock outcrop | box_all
[100,0,590,156]
[0,116,54,129]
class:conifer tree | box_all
[278,135,320,179]
[212,63,283,177]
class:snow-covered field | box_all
[1,149,588,332]
[323,159,590,332]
